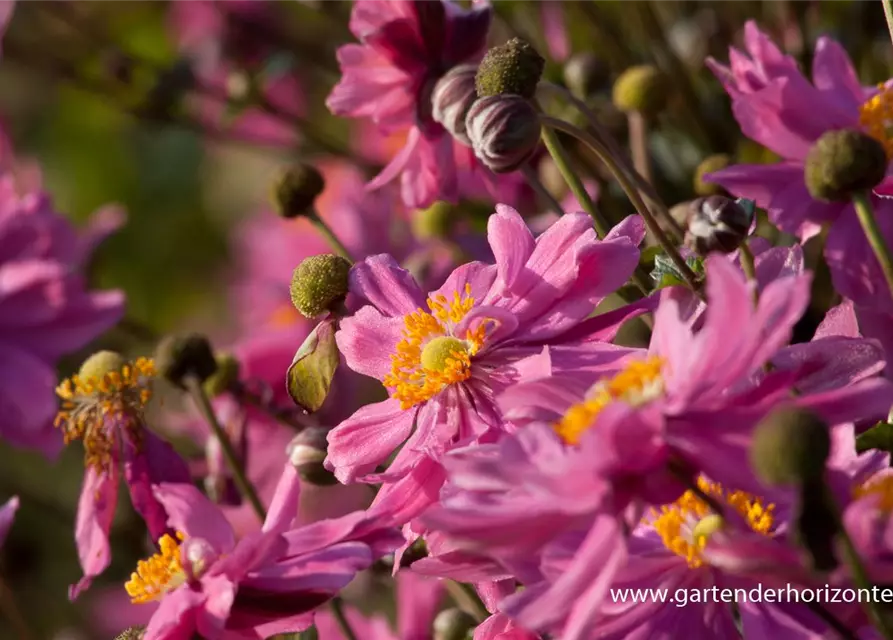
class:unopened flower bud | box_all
[612,65,669,117]
[693,154,731,196]
[434,608,477,640]
[466,95,541,173]
[287,427,337,485]
[475,38,545,99]
[804,129,887,202]
[412,201,455,240]
[685,195,752,255]
[203,352,240,398]
[399,537,429,568]
[115,627,146,640]
[155,333,218,389]
[750,408,831,487]
[563,52,609,98]
[79,350,127,381]
[289,255,351,319]
[287,318,340,413]
[272,164,326,218]
[432,64,478,146]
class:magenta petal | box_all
[488,204,535,293]
[368,455,446,525]
[349,254,426,317]
[811,36,863,116]
[0,342,60,457]
[795,378,893,427]
[263,464,301,534]
[143,587,204,640]
[815,299,859,339]
[70,466,118,600]
[153,483,235,553]
[326,399,416,483]
[396,571,444,637]
[336,305,404,380]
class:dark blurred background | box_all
[0,1,889,638]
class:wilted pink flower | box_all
[0,172,125,457]
[328,205,647,522]
[328,0,515,209]
[56,356,192,600]
[129,470,401,640]
[313,571,443,639]
[703,21,893,314]
[232,160,413,334]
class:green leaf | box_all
[650,253,704,289]
[286,319,339,413]
[855,421,893,455]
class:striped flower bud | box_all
[432,64,478,146]
[685,196,752,255]
[466,94,541,173]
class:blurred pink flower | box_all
[328,0,522,209]
[0,173,125,457]
[704,21,893,315]
[328,206,647,523]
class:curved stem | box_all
[541,115,703,298]
[445,580,489,623]
[627,111,652,186]
[883,0,893,50]
[308,209,354,262]
[537,118,610,238]
[185,377,267,522]
[852,191,893,302]
[521,164,565,217]
[539,82,685,243]
[330,598,359,640]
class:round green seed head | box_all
[750,408,831,487]
[475,38,545,99]
[612,65,669,117]
[289,254,351,319]
[203,352,240,397]
[272,164,325,218]
[692,514,725,544]
[693,154,732,196]
[79,350,126,381]
[155,333,218,389]
[804,129,887,202]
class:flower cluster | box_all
[7,3,893,640]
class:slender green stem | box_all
[837,511,893,640]
[330,598,358,640]
[852,192,893,302]
[541,115,703,298]
[185,377,267,522]
[539,82,685,243]
[883,0,893,51]
[536,114,610,238]
[308,210,354,262]
[627,111,652,186]
[445,580,490,623]
[738,242,759,305]
[521,164,565,217]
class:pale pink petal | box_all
[336,305,405,381]
[488,204,535,293]
[153,483,235,553]
[349,254,426,317]
[326,399,416,483]
[815,299,859,339]
[811,36,863,116]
